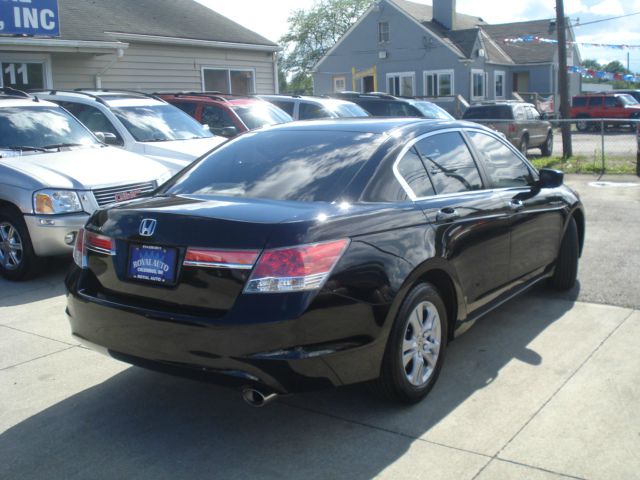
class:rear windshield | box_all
[410,101,454,120]
[163,130,382,202]
[462,106,513,120]
[330,103,370,118]
[232,103,292,130]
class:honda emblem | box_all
[139,218,157,237]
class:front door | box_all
[363,75,375,93]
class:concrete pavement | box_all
[1,174,639,479]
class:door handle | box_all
[509,199,524,211]
[436,207,459,222]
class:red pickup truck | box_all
[571,93,640,131]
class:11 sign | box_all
[0,0,60,37]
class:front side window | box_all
[415,132,482,194]
[298,102,331,120]
[605,96,617,107]
[232,103,292,130]
[112,104,213,142]
[0,106,100,152]
[201,105,236,134]
[59,101,123,145]
[472,70,485,100]
[378,22,389,43]
[424,70,453,97]
[572,97,587,107]
[467,130,534,188]
[163,130,384,202]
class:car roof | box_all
[0,96,59,108]
[260,117,479,135]
[157,92,268,107]
[31,89,166,107]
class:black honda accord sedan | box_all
[66,118,585,405]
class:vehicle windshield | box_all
[618,94,638,106]
[0,106,100,154]
[162,130,384,202]
[330,103,370,118]
[462,105,513,120]
[112,104,214,142]
[232,103,292,130]
[410,101,454,120]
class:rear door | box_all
[465,129,564,281]
[406,130,512,310]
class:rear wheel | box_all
[0,207,40,281]
[540,131,553,156]
[549,217,578,291]
[519,135,529,156]
[376,283,448,404]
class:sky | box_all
[197,0,640,73]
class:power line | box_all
[571,11,640,28]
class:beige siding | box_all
[50,42,276,93]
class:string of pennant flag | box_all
[504,36,640,49]
[566,65,640,83]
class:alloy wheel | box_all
[0,221,23,270]
[402,301,441,386]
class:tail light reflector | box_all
[245,239,349,293]
[183,248,259,269]
[85,231,115,255]
[73,228,87,268]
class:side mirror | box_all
[202,124,211,131]
[539,168,563,188]
[219,126,238,138]
[95,131,120,146]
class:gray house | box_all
[0,0,279,93]
[313,0,580,113]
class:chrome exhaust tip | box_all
[241,388,278,407]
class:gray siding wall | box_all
[49,42,276,93]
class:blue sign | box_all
[0,0,60,37]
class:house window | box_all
[423,70,454,97]
[202,68,255,94]
[387,72,414,96]
[0,53,52,90]
[494,71,505,98]
[333,76,346,92]
[471,69,485,100]
[378,22,389,43]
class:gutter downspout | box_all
[95,48,124,88]
[273,52,279,94]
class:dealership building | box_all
[0,0,280,94]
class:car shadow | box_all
[0,257,70,306]
[0,287,579,479]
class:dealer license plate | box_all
[128,244,177,285]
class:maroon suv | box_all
[157,92,293,137]
[570,93,640,131]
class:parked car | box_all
[332,92,454,120]
[462,101,553,156]
[0,88,171,280]
[570,93,640,131]
[156,92,292,137]
[31,89,226,173]
[66,117,585,406]
[258,94,370,120]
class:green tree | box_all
[279,0,372,79]
[604,60,629,74]
[581,59,602,70]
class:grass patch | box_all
[529,155,637,174]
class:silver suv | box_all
[32,89,225,174]
[0,89,171,280]
[258,95,369,120]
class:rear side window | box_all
[572,97,587,107]
[588,97,603,107]
[298,102,331,120]
[396,148,435,198]
[467,130,534,188]
[165,130,383,202]
[172,102,198,117]
[414,132,483,194]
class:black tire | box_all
[375,283,448,404]
[0,206,40,281]
[549,217,579,291]
[540,131,553,156]
[519,135,529,156]
[575,117,589,132]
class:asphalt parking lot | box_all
[1,174,639,480]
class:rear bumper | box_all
[65,270,388,394]
[24,213,89,257]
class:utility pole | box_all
[556,0,572,158]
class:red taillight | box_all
[245,239,349,293]
[73,228,86,268]
[183,248,259,269]
[85,231,115,255]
